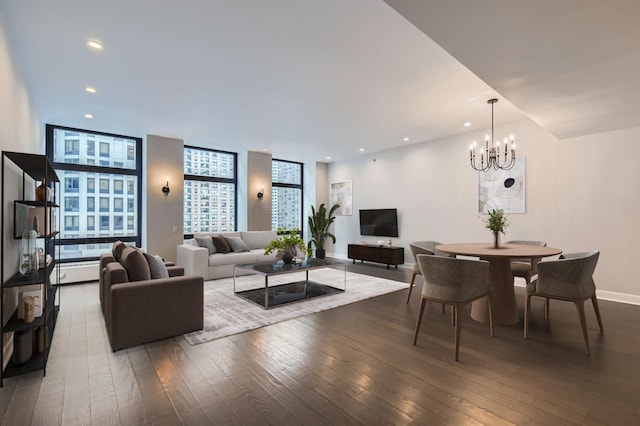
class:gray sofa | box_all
[99,243,204,351]
[176,231,279,280]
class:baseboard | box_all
[52,262,100,285]
[595,290,640,306]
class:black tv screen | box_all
[359,209,399,237]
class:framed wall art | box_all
[330,180,353,216]
[478,157,525,214]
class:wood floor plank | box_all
[0,263,639,425]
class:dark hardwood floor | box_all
[1,260,639,425]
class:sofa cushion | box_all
[195,236,217,255]
[212,236,232,254]
[226,236,250,253]
[120,246,151,282]
[143,252,169,279]
[112,240,127,261]
[240,231,278,250]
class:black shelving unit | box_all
[1,151,60,387]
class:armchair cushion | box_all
[120,246,151,282]
[144,252,169,279]
[112,240,127,261]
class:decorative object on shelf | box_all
[264,228,310,264]
[307,203,340,259]
[388,239,392,247]
[162,178,170,195]
[34,326,48,354]
[35,178,51,202]
[23,295,35,323]
[485,209,509,248]
[13,329,33,365]
[257,186,264,199]
[19,229,39,275]
[469,99,516,171]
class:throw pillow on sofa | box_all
[120,246,151,281]
[143,252,169,278]
[195,236,217,255]
[212,236,232,254]
[225,236,250,253]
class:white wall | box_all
[328,118,640,303]
[0,17,42,367]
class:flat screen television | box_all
[359,208,399,237]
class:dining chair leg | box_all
[544,297,550,320]
[591,295,604,332]
[441,303,446,314]
[454,304,462,361]
[487,297,495,337]
[407,272,418,304]
[413,297,428,345]
[575,300,591,355]
[524,293,532,338]
[450,306,455,326]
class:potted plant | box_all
[307,203,340,259]
[485,208,509,248]
[264,228,310,264]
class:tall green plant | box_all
[307,203,340,252]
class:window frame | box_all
[183,145,237,239]
[271,158,304,235]
[46,124,143,263]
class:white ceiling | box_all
[383,0,640,140]
[1,1,636,163]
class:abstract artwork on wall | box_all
[478,157,525,214]
[330,180,353,216]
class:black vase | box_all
[315,249,326,259]
[281,251,294,264]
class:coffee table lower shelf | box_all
[235,280,344,309]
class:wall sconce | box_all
[257,186,264,199]
[162,178,170,195]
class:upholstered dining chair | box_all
[524,251,603,355]
[407,241,451,304]
[413,255,494,361]
[508,240,550,315]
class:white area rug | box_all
[184,269,407,345]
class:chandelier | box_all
[469,98,516,171]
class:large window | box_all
[271,159,303,232]
[183,146,237,237]
[47,124,142,262]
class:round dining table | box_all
[435,243,562,326]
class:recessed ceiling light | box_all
[325,156,331,160]
[85,86,97,93]
[86,39,104,51]
[464,122,471,127]
[403,137,410,141]
[84,113,94,119]
[359,148,365,152]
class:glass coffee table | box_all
[233,258,347,309]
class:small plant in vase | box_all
[485,209,509,248]
[264,228,310,264]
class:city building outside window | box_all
[271,159,303,233]
[47,124,142,262]
[183,146,237,238]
